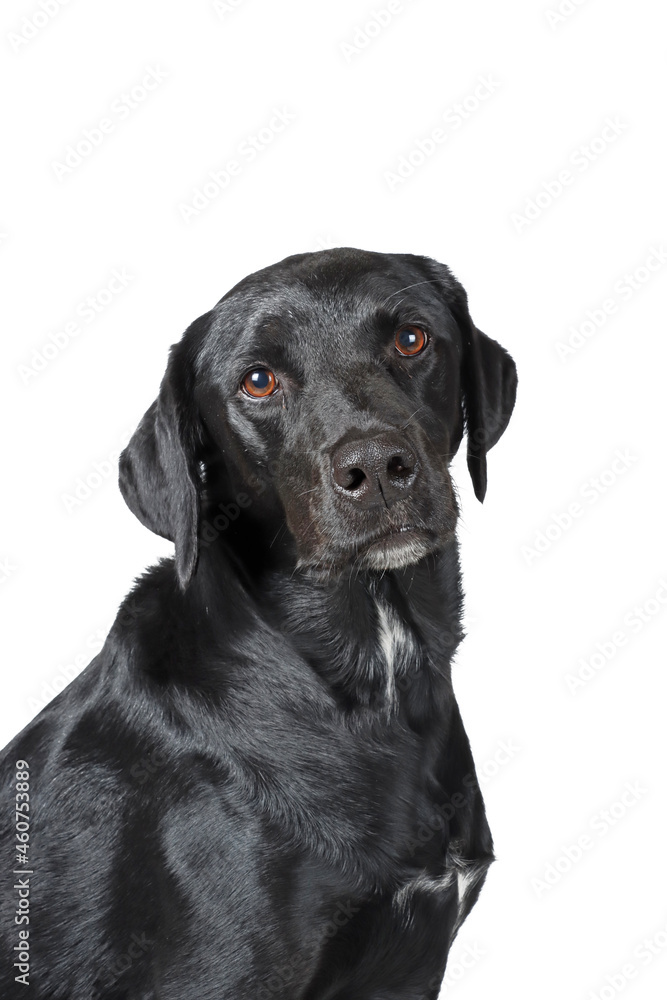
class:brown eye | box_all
[395,325,427,356]
[242,368,278,398]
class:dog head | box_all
[119,249,517,588]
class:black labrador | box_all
[0,248,517,999]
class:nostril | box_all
[331,435,417,501]
[387,454,414,481]
[344,467,366,491]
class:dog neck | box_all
[193,526,464,725]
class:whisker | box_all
[378,278,441,309]
[269,523,288,550]
[400,405,428,430]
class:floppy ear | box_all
[447,281,518,502]
[118,326,206,590]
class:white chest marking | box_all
[374,598,416,708]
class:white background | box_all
[1,0,666,997]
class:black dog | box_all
[1,248,517,999]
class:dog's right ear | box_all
[419,257,517,502]
[118,314,211,590]
[458,314,518,504]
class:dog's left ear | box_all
[443,274,518,502]
[118,316,209,590]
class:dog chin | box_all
[355,527,438,571]
[298,527,440,577]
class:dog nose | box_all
[331,433,418,507]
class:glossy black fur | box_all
[0,249,517,998]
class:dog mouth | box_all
[300,521,434,575]
[295,521,446,576]
[295,522,441,576]
[292,476,457,576]
[361,523,430,546]
[356,524,436,566]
